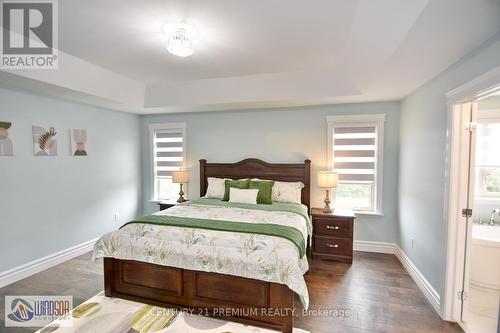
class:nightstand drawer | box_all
[314,218,352,238]
[314,236,352,257]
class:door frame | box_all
[443,65,500,321]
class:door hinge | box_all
[457,291,468,301]
[464,122,476,132]
[462,208,472,218]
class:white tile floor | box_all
[464,283,499,333]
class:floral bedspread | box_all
[93,202,310,308]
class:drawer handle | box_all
[326,225,340,230]
[326,244,339,248]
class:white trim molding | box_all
[354,241,441,315]
[0,237,442,317]
[0,238,97,288]
[353,240,395,254]
[394,245,441,314]
[446,65,500,103]
[442,65,500,322]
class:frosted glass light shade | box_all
[163,22,197,57]
[317,171,338,188]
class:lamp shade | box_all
[317,171,338,188]
[171,170,189,183]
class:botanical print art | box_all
[33,125,58,156]
[70,129,88,156]
[0,121,14,156]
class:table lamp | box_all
[317,170,338,213]
[172,170,189,203]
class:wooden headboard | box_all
[199,158,311,209]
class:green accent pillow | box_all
[223,179,250,201]
[249,180,274,204]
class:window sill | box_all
[354,211,384,217]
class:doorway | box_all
[444,83,500,332]
[465,95,500,333]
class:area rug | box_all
[36,291,308,333]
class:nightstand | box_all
[158,200,189,211]
[311,208,355,263]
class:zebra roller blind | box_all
[153,128,184,178]
[327,114,385,213]
[333,125,377,182]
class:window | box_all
[149,123,186,201]
[327,114,385,213]
[475,121,500,198]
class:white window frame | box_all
[474,109,500,201]
[327,114,385,215]
[149,122,187,202]
[476,168,500,198]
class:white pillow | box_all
[204,177,229,199]
[229,188,259,204]
[272,181,304,204]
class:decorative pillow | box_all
[272,181,305,204]
[204,177,230,199]
[229,188,259,204]
[249,180,274,204]
[223,179,250,201]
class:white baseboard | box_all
[354,240,441,315]
[353,240,396,254]
[0,238,97,288]
[393,244,441,314]
[0,238,442,317]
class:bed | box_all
[94,158,311,333]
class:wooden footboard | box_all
[104,258,294,333]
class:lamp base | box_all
[323,189,333,214]
[177,183,187,203]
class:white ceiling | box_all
[1,0,500,113]
[60,0,358,83]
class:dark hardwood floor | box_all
[296,252,462,333]
[0,251,462,333]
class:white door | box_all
[457,101,478,324]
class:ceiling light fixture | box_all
[162,22,197,57]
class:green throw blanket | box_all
[121,199,309,258]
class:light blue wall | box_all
[399,33,500,297]
[141,102,400,243]
[0,87,142,272]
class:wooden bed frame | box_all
[104,158,311,333]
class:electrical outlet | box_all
[411,237,415,249]
[114,213,118,222]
